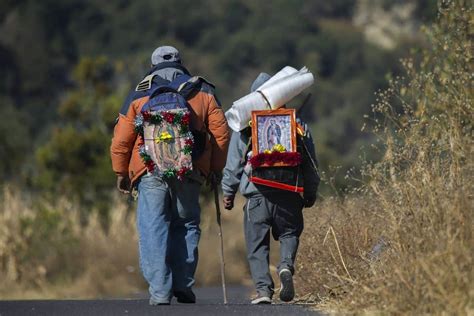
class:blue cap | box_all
[151,46,181,65]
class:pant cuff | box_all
[257,289,273,298]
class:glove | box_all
[223,195,235,210]
[116,175,130,194]
[303,193,316,208]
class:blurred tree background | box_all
[0,0,437,211]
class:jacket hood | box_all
[147,61,191,81]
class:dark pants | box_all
[243,191,304,297]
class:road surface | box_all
[0,286,322,316]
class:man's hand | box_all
[116,175,131,194]
[223,195,235,210]
[303,193,317,208]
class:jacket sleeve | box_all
[206,95,230,172]
[221,131,246,196]
[110,98,143,176]
[301,123,320,195]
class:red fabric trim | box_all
[250,176,304,193]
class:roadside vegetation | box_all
[0,1,471,315]
[0,189,251,298]
[296,2,473,314]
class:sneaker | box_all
[251,293,272,304]
[279,269,295,302]
[173,289,196,303]
[149,298,170,305]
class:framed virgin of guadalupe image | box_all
[251,108,298,167]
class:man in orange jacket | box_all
[110,46,230,305]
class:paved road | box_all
[0,286,321,316]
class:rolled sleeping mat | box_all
[257,67,314,109]
[225,92,267,131]
[257,66,298,90]
[225,66,299,131]
[225,66,314,132]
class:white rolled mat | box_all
[257,66,298,90]
[225,92,267,131]
[257,68,314,109]
[225,66,314,132]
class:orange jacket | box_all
[110,73,230,185]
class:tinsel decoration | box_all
[139,146,156,173]
[136,109,194,181]
[182,138,194,155]
[176,166,191,180]
[139,145,192,180]
[136,110,191,136]
[134,114,144,134]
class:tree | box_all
[34,56,123,221]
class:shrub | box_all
[296,2,473,314]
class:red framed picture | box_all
[250,109,299,168]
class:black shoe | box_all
[173,289,196,303]
[279,269,295,302]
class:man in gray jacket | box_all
[221,73,319,304]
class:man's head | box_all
[151,46,181,65]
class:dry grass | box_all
[295,3,473,315]
[0,187,143,299]
[0,188,253,299]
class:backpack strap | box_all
[136,74,157,92]
[148,86,179,98]
[177,76,215,99]
[240,127,253,164]
[191,76,215,88]
[170,74,192,91]
[139,73,212,99]
[144,74,191,99]
[136,63,192,92]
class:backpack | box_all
[246,109,308,192]
[134,75,198,180]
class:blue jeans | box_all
[137,173,201,303]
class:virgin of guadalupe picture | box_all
[266,118,282,149]
[250,109,298,169]
[142,118,192,174]
[154,125,178,168]
[257,115,292,153]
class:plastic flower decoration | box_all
[272,144,286,152]
[155,131,173,143]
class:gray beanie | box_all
[250,72,271,92]
[151,46,181,65]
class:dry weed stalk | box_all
[323,226,353,282]
[296,2,473,315]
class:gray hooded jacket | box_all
[221,119,319,198]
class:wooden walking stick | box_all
[213,182,228,304]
